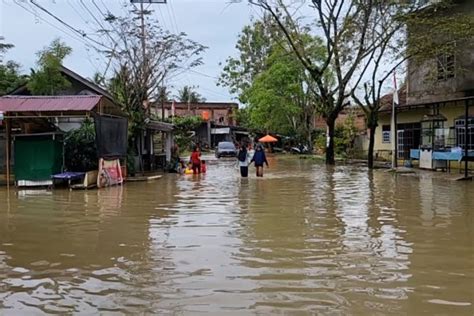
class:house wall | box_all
[156,107,236,126]
[374,103,474,159]
[407,2,474,104]
[314,110,367,132]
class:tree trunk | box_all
[326,117,336,165]
[367,124,376,169]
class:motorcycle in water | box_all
[290,145,310,154]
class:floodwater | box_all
[0,156,473,315]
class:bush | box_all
[64,119,98,172]
[313,121,357,158]
[168,116,203,151]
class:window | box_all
[437,43,456,81]
[382,125,391,143]
[455,117,474,150]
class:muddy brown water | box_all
[0,156,473,315]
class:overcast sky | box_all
[0,0,260,102]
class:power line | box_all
[28,0,110,50]
[14,0,92,49]
[181,67,220,80]
[165,2,179,34]
[12,0,101,72]
[155,4,170,30]
[92,0,106,17]
[168,0,181,33]
[65,0,94,32]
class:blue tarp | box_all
[410,149,474,161]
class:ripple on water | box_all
[0,158,473,314]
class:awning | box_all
[211,127,230,135]
[0,95,102,113]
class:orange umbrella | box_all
[259,134,278,143]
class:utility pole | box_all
[131,0,167,172]
[391,72,399,169]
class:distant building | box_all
[155,102,239,126]
[313,108,367,133]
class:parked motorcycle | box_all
[290,145,310,154]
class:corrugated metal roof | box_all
[0,95,102,112]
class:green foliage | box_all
[244,48,303,135]
[314,114,357,158]
[235,107,251,128]
[170,115,203,151]
[27,38,72,95]
[0,60,26,96]
[64,119,98,172]
[177,85,205,103]
[109,65,147,138]
[221,16,328,146]
[335,114,357,158]
[0,40,27,96]
[219,15,332,147]
[218,14,284,103]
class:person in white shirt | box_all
[237,143,250,177]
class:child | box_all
[201,160,207,173]
[184,162,194,174]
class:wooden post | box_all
[5,117,11,188]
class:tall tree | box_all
[102,7,206,110]
[220,15,328,146]
[218,14,283,103]
[244,43,323,145]
[27,38,72,95]
[102,5,206,171]
[248,0,413,164]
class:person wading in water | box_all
[190,146,202,174]
[250,144,268,177]
[237,143,250,177]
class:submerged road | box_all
[0,156,473,314]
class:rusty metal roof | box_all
[0,95,102,113]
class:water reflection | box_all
[0,158,473,314]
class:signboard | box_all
[97,158,123,188]
[211,127,230,135]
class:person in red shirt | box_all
[190,146,201,174]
